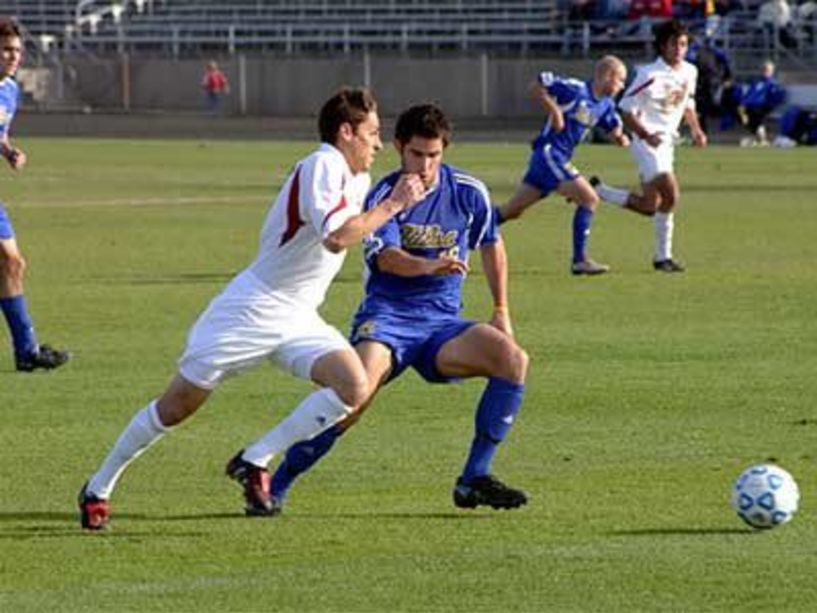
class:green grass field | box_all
[1,137,816,612]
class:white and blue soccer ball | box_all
[731,463,800,530]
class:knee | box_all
[333,373,370,409]
[1,253,26,283]
[497,341,529,384]
[580,193,600,209]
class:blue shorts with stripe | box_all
[0,203,14,240]
[522,144,580,196]
[350,306,475,384]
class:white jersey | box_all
[619,57,697,138]
[247,143,371,309]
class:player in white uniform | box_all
[78,88,425,530]
[592,19,707,272]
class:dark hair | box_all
[0,17,21,40]
[318,87,377,144]
[653,19,689,54]
[394,103,452,147]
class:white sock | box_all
[596,182,630,206]
[86,400,171,499]
[241,388,353,467]
[654,212,674,261]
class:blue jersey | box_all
[358,164,497,317]
[0,76,19,140]
[0,77,19,239]
[531,72,621,159]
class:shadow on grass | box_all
[163,511,494,522]
[0,512,210,539]
[610,527,750,536]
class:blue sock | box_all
[270,424,343,501]
[493,205,505,226]
[0,295,37,359]
[461,377,525,482]
[572,206,594,264]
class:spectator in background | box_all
[738,59,787,146]
[773,105,817,147]
[686,31,733,133]
[201,60,230,113]
[757,0,798,48]
[628,0,674,20]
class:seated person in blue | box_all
[738,60,787,146]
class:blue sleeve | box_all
[538,72,577,106]
[464,183,498,250]
[362,180,401,269]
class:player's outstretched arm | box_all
[1,138,25,170]
[531,82,565,133]
[683,107,708,147]
[323,173,425,253]
[376,247,468,277]
[610,127,631,148]
[621,111,661,147]
[480,236,513,337]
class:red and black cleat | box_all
[225,451,280,517]
[78,483,110,530]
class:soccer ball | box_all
[731,463,800,530]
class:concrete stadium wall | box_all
[59,54,597,119]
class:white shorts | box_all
[178,270,351,390]
[630,135,675,183]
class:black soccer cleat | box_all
[78,483,110,531]
[225,451,281,517]
[588,175,601,188]
[16,344,71,372]
[653,258,686,273]
[453,475,528,510]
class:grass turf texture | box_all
[1,138,816,612]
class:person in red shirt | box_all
[201,60,230,113]
[628,0,673,19]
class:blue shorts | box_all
[350,309,475,383]
[522,144,580,196]
[0,204,14,240]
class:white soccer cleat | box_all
[571,260,610,276]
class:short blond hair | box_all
[595,55,627,79]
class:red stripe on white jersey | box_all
[624,77,655,98]
[279,167,304,247]
[321,195,348,232]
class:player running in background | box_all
[78,88,425,530]
[592,19,707,273]
[231,103,530,515]
[497,55,630,276]
[0,18,70,372]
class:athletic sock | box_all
[0,295,38,359]
[572,205,594,263]
[596,183,630,207]
[241,387,353,468]
[270,424,343,501]
[86,400,171,499]
[461,377,525,482]
[654,211,674,261]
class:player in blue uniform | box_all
[498,55,630,275]
[234,103,530,512]
[0,18,69,371]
